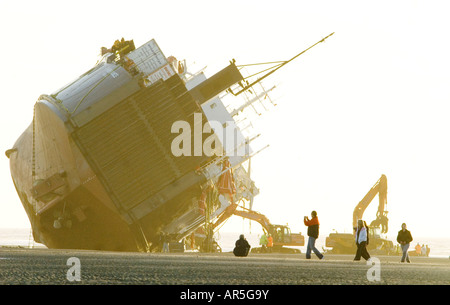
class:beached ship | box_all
[6,35,333,252]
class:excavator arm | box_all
[211,203,273,232]
[211,204,304,249]
[231,208,273,233]
[230,208,304,247]
[353,174,389,233]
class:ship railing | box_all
[198,133,261,178]
[203,144,269,183]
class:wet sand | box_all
[0,247,449,285]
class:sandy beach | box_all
[0,248,449,285]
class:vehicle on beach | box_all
[325,175,395,255]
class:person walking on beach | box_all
[304,211,324,260]
[397,223,413,263]
[354,220,371,261]
[233,234,251,257]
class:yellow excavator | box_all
[209,203,304,253]
[231,207,305,253]
[325,174,394,254]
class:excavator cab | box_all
[271,225,304,248]
[369,226,382,239]
[272,225,292,243]
[222,207,304,252]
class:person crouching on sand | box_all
[233,234,251,257]
[304,211,324,260]
[354,220,371,261]
[397,223,413,263]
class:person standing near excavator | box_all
[267,234,273,253]
[354,220,371,261]
[304,211,324,260]
[259,232,268,253]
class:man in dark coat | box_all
[304,210,324,260]
[233,234,251,257]
[397,223,413,263]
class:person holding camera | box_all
[304,211,324,260]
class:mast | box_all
[228,32,335,96]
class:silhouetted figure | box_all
[304,210,324,259]
[161,232,170,253]
[397,223,413,263]
[354,220,371,261]
[233,234,251,257]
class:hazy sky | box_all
[1,0,449,241]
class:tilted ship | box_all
[6,34,333,252]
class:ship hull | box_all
[7,38,257,252]
[9,73,213,251]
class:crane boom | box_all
[353,174,388,233]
